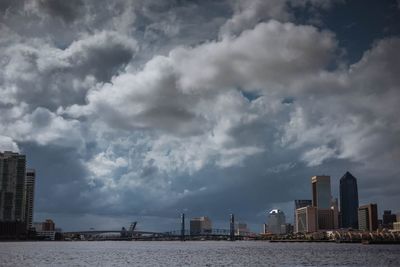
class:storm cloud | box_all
[0,0,399,231]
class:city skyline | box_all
[0,1,400,232]
[1,149,396,234]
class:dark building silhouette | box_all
[340,171,359,229]
[0,151,27,239]
[382,210,397,229]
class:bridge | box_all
[63,222,167,240]
[63,214,255,241]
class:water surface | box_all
[0,241,399,266]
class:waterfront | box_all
[0,241,399,266]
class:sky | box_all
[0,0,399,232]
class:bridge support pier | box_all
[181,213,185,241]
[230,214,235,241]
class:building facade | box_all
[317,209,335,230]
[25,169,35,230]
[295,206,317,233]
[382,210,397,229]
[358,204,378,231]
[393,222,400,232]
[190,216,212,235]
[339,171,359,229]
[0,151,27,222]
[310,175,339,230]
[312,176,331,209]
[294,200,312,232]
[33,219,56,240]
[268,209,286,234]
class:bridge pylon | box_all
[181,213,185,241]
[230,214,235,241]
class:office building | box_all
[358,204,378,231]
[382,210,397,229]
[312,176,331,209]
[339,171,359,229]
[190,216,212,235]
[317,209,335,230]
[311,175,338,230]
[268,209,286,234]
[0,151,27,222]
[25,169,35,230]
[294,200,312,231]
[295,206,317,233]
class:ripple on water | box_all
[0,241,399,266]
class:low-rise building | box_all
[235,222,249,236]
[358,204,378,231]
[393,222,400,232]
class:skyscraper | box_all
[267,209,286,234]
[339,171,359,229]
[311,175,338,230]
[25,169,35,230]
[0,151,27,222]
[0,151,27,238]
[311,176,331,209]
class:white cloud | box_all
[1,107,84,148]
[301,145,337,166]
[0,135,19,152]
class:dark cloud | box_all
[38,0,84,23]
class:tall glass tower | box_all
[340,171,359,229]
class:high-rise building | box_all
[294,200,312,231]
[0,151,27,222]
[339,171,359,229]
[311,175,339,230]
[190,216,212,235]
[295,206,317,233]
[358,204,378,231]
[311,175,331,209]
[267,209,286,234]
[25,169,35,230]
